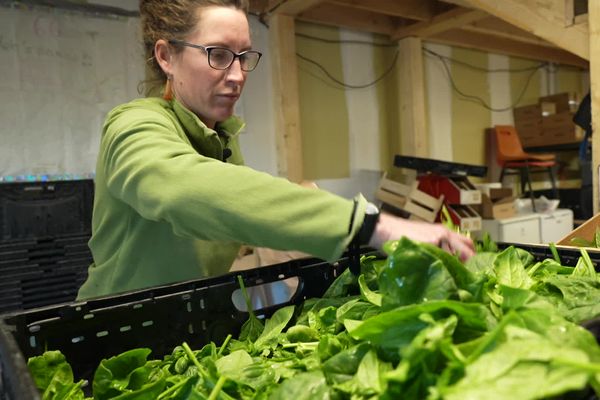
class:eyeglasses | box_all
[168,39,262,72]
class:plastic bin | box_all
[0,245,597,400]
[0,234,92,314]
[0,252,360,400]
[0,180,94,240]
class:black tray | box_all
[394,155,487,177]
[0,252,362,400]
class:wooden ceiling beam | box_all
[295,3,398,36]
[465,17,552,46]
[267,0,326,16]
[392,7,487,40]
[427,28,589,68]
[456,0,589,60]
[326,0,436,21]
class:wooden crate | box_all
[376,174,445,223]
[557,212,600,246]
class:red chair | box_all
[494,125,557,211]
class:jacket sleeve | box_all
[99,105,367,262]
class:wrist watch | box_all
[358,202,380,245]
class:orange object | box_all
[163,79,173,101]
[494,125,557,212]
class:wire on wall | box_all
[296,50,399,89]
[424,47,548,112]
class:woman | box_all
[77,0,473,299]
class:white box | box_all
[538,209,574,244]
[480,213,541,244]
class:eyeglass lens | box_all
[208,48,260,71]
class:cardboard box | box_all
[475,187,515,220]
[557,212,600,246]
[539,92,579,113]
[541,111,583,145]
[515,118,544,148]
[513,104,542,121]
[480,194,516,220]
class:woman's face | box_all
[170,6,251,129]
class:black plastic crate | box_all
[0,180,94,240]
[497,242,600,268]
[0,234,92,314]
[0,253,353,400]
[0,245,598,400]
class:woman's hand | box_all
[368,213,475,261]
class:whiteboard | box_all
[0,5,144,177]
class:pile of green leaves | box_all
[29,238,600,399]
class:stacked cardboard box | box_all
[513,104,544,147]
[513,92,583,147]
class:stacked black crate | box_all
[0,180,94,313]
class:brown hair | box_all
[139,0,249,94]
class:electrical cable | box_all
[296,50,399,89]
[424,48,547,112]
[249,15,561,99]
[423,47,545,73]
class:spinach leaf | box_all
[27,351,87,400]
[358,274,382,306]
[268,371,331,400]
[254,305,295,349]
[28,350,86,399]
[378,238,458,308]
[93,348,154,400]
[494,246,532,289]
[237,276,264,343]
[441,326,593,400]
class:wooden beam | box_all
[327,0,436,21]
[267,0,325,16]
[466,16,553,46]
[459,0,589,60]
[393,7,487,40]
[590,0,599,213]
[397,37,428,157]
[427,28,589,69]
[269,14,303,182]
[296,2,398,36]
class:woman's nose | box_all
[226,58,245,83]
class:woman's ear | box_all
[154,39,173,77]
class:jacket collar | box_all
[171,99,245,142]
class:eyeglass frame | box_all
[167,39,262,72]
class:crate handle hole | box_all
[231,277,299,312]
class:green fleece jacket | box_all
[77,97,367,299]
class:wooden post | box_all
[590,1,599,213]
[269,14,304,182]
[397,36,428,157]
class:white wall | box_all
[236,16,278,175]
